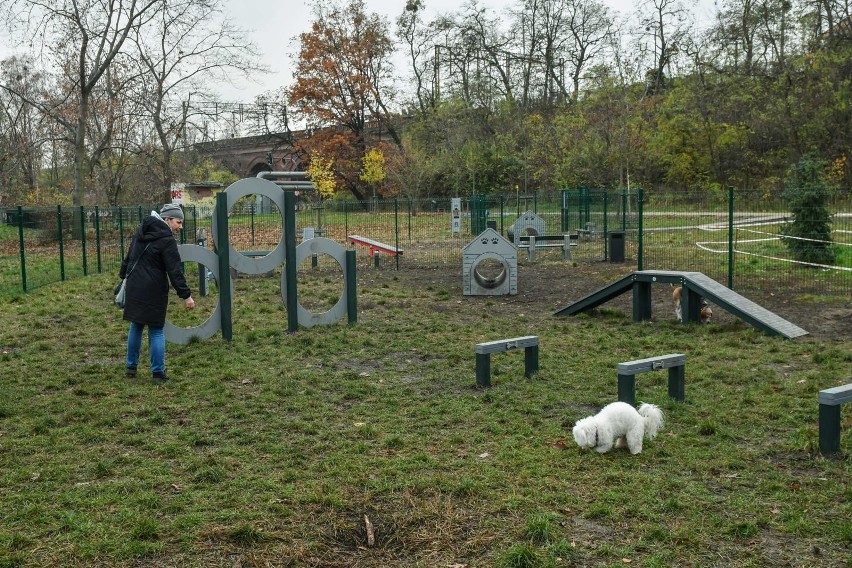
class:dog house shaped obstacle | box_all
[507,210,547,243]
[463,228,517,295]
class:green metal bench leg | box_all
[819,404,841,454]
[633,281,652,322]
[524,345,539,378]
[684,289,701,324]
[618,373,636,405]
[668,365,685,401]
[476,353,491,387]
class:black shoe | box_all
[126,366,137,377]
[151,372,170,383]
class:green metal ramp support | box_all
[554,270,808,339]
[551,272,638,317]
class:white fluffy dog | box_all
[572,402,664,455]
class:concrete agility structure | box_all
[507,210,546,242]
[463,228,517,296]
[164,178,356,345]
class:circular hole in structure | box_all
[296,254,344,312]
[164,244,222,345]
[523,227,539,236]
[227,193,283,256]
[167,261,219,328]
[473,258,507,289]
[211,178,288,276]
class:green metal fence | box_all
[639,188,852,296]
[1,188,849,299]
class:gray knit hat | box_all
[160,204,184,220]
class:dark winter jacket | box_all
[120,214,191,327]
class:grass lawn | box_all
[0,262,850,567]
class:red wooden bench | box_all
[347,235,404,257]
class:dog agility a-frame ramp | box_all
[553,270,808,339]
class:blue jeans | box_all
[126,322,165,375]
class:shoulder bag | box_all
[115,243,150,308]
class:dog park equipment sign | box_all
[170,183,184,205]
[451,198,461,235]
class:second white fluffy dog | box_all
[572,402,664,454]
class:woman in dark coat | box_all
[120,204,195,382]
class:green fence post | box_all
[344,200,349,239]
[118,207,125,261]
[17,206,26,293]
[408,199,412,243]
[622,190,628,232]
[577,188,582,226]
[603,191,609,261]
[80,206,88,276]
[638,189,644,271]
[250,203,255,246]
[728,186,734,290]
[95,206,102,273]
[214,193,233,342]
[284,191,298,333]
[346,249,357,324]
[394,198,400,270]
[57,205,65,281]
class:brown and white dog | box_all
[672,286,713,323]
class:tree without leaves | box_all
[635,0,693,97]
[0,56,48,203]
[0,0,165,209]
[132,0,264,203]
[396,0,441,115]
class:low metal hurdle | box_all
[475,336,539,387]
[617,353,686,405]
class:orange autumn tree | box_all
[287,0,400,202]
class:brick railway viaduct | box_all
[195,132,304,178]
